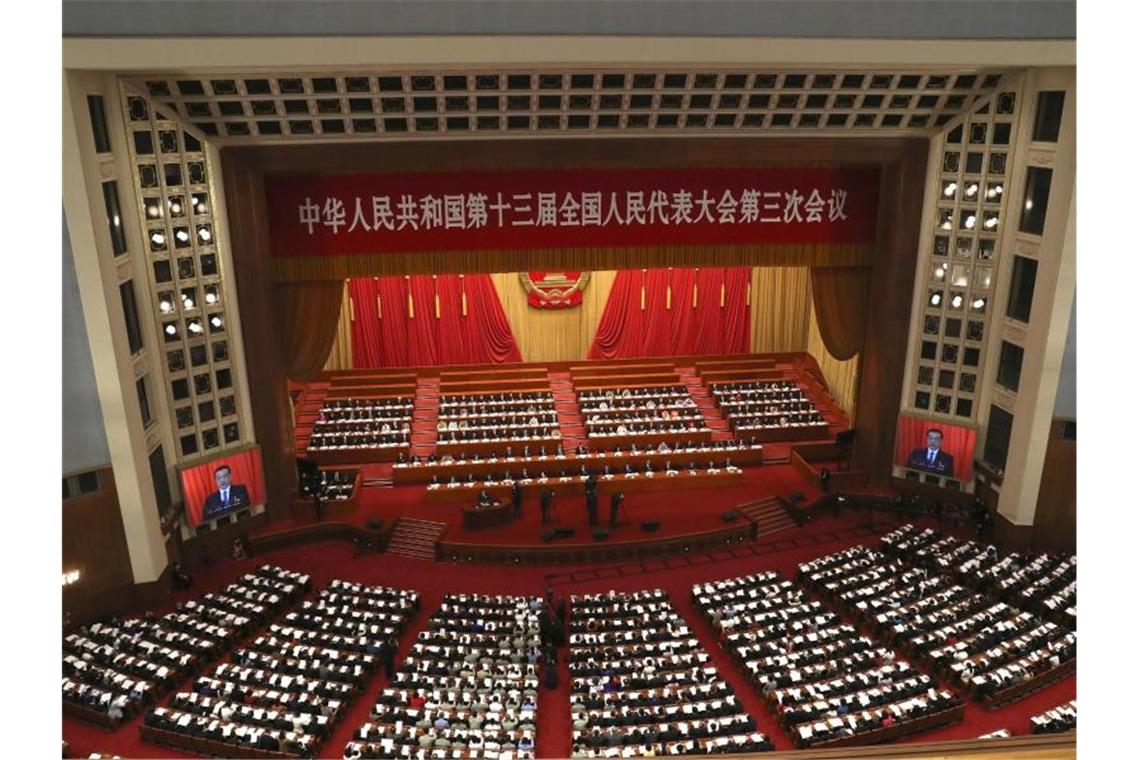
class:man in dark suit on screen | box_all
[203,464,251,518]
[906,428,955,477]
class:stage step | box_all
[410,378,441,457]
[549,372,587,454]
[736,497,799,537]
[677,367,735,445]
[385,517,448,560]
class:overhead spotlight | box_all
[175,229,190,243]
[934,266,946,279]
[951,294,964,308]
[169,199,183,215]
[943,182,958,197]
[159,299,173,313]
[984,216,999,229]
[985,188,997,200]
[182,296,195,309]
[929,293,942,306]
[964,215,976,229]
[204,291,218,305]
[188,320,203,334]
[150,231,166,246]
[972,297,987,310]
[940,219,952,231]
[146,204,161,218]
[112,214,121,228]
[965,183,979,197]
[1024,199,1034,211]
[210,315,223,329]
[164,324,177,335]
[996,185,1004,194]
[192,195,207,213]
[198,227,212,242]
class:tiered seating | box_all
[346,593,541,759]
[143,577,415,758]
[436,391,561,445]
[309,397,414,452]
[1030,700,1076,734]
[569,589,771,757]
[397,439,763,487]
[881,525,1077,629]
[693,571,962,749]
[64,565,308,729]
[710,380,827,438]
[798,547,1075,707]
[579,386,708,439]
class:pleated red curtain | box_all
[348,278,383,368]
[347,274,521,368]
[587,267,752,359]
[810,266,871,360]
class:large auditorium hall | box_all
[49,2,1096,760]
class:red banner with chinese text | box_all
[264,167,879,257]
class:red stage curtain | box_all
[348,274,521,368]
[588,269,640,360]
[810,267,870,361]
[893,415,976,481]
[275,281,345,381]
[722,267,752,354]
[588,267,752,359]
[376,276,410,366]
[348,278,383,368]
[466,275,524,364]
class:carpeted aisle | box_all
[63,513,1076,758]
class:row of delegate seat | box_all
[63,565,309,727]
[144,577,415,757]
[710,381,827,435]
[798,545,1075,705]
[692,570,962,749]
[345,594,541,759]
[879,524,1076,628]
[1030,700,1076,734]
[569,589,772,757]
[311,397,415,451]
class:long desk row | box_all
[394,446,765,484]
[428,468,744,504]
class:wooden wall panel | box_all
[1032,419,1076,552]
[850,143,928,485]
[62,468,132,615]
[219,158,296,519]
[749,266,811,353]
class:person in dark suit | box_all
[609,492,624,528]
[586,488,598,526]
[540,488,554,524]
[202,464,250,518]
[511,481,523,518]
[906,428,956,477]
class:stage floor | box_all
[259,458,826,548]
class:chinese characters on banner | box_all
[265,167,879,257]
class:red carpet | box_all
[63,512,1074,758]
